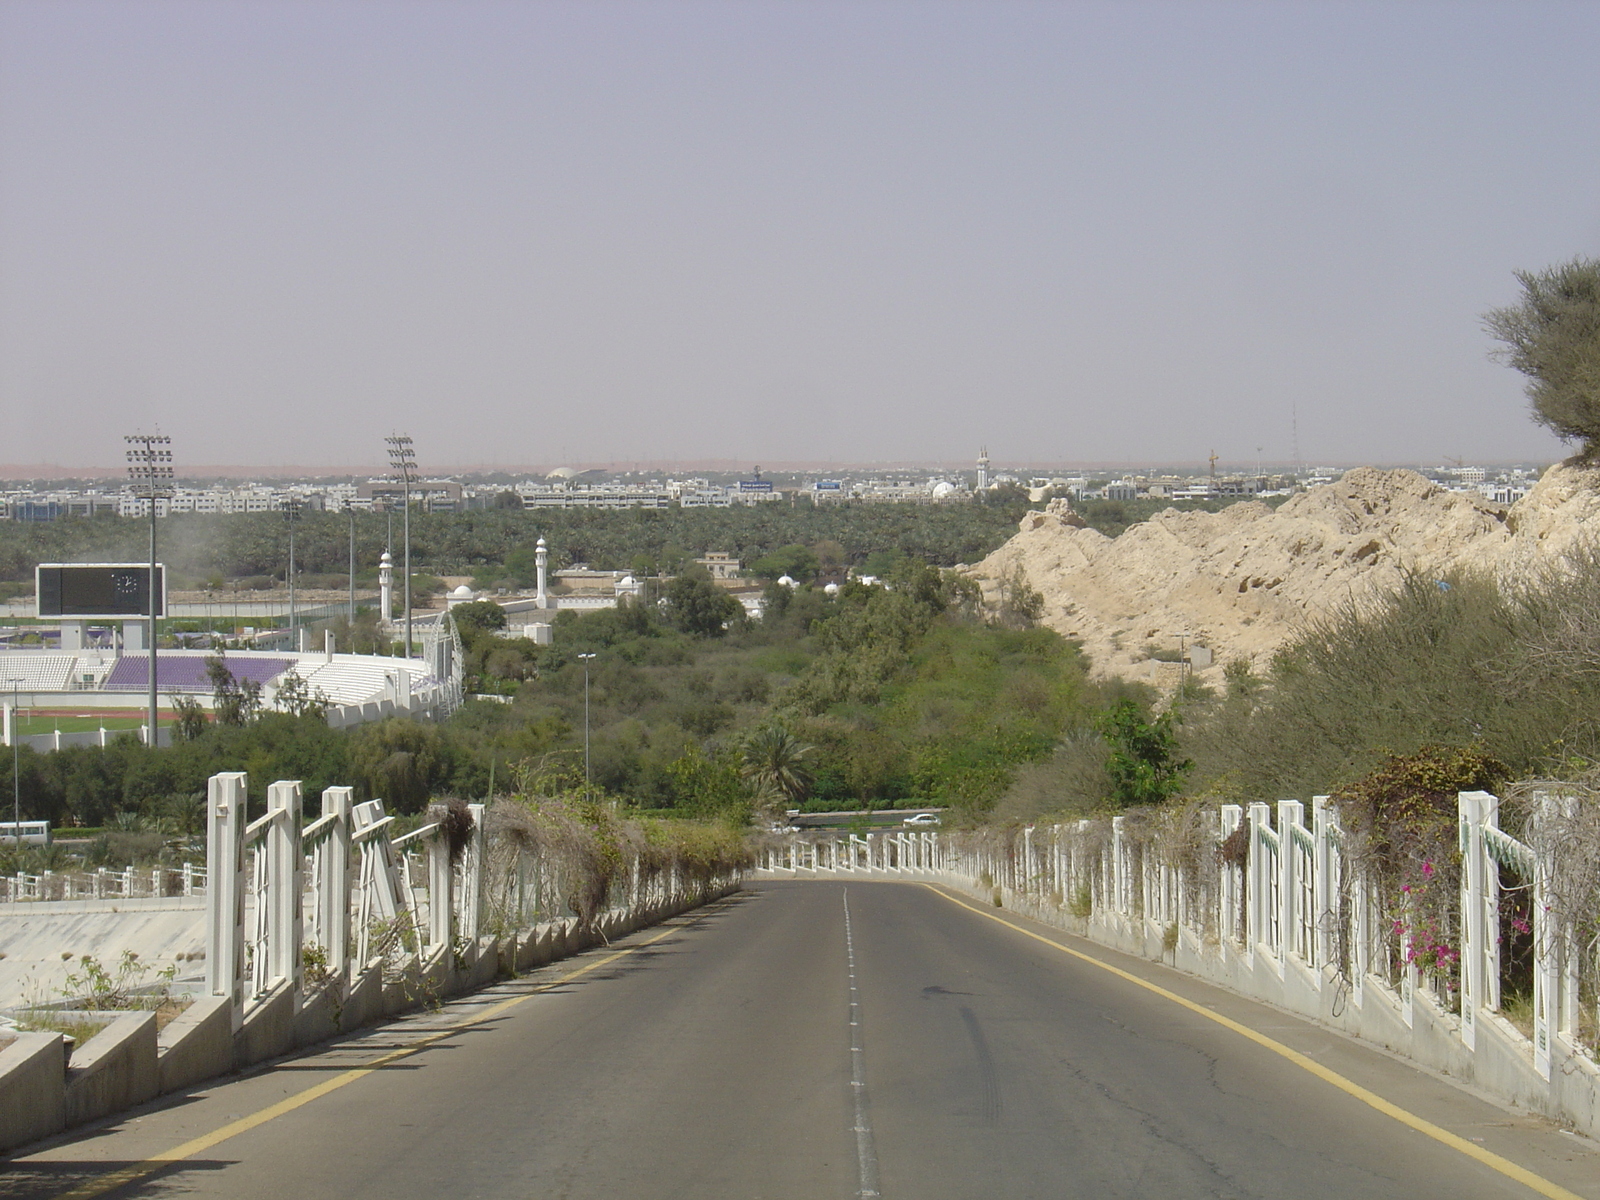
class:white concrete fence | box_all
[0,863,205,903]
[0,770,741,1153]
[756,792,1600,1138]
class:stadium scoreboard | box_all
[36,563,167,619]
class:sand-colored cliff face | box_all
[966,465,1600,685]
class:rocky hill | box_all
[966,464,1600,686]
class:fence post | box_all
[1279,800,1303,964]
[206,771,247,1031]
[1531,790,1576,1081]
[462,802,486,942]
[321,786,354,982]
[1458,790,1493,1052]
[266,780,304,998]
[1247,803,1271,953]
[1022,826,1033,897]
[1352,867,1369,1011]
[428,826,453,953]
[1111,817,1127,917]
[1312,797,1333,966]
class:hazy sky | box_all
[3,1,1597,473]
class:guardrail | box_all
[755,791,1600,1140]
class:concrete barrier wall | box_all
[0,1034,65,1149]
[64,1011,159,1128]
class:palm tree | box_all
[741,725,815,808]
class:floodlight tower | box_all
[345,500,356,631]
[125,433,173,746]
[284,496,301,648]
[384,435,417,658]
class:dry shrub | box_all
[1503,769,1600,1018]
[482,792,752,933]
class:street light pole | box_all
[385,435,417,659]
[578,653,596,794]
[125,433,173,748]
[7,678,21,846]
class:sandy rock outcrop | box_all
[968,464,1600,685]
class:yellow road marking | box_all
[924,883,1583,1200]
[45,921,686,1200]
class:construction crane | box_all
[1209,450,1219,482]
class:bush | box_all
[1183,561,1600,799]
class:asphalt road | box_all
[7,880,1600,1199]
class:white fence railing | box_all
[204,771,741,1031]
[755,791,1600,1139]
[0,862,206,902]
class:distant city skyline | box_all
[0,453,1559,486]
[3,2,1593,468]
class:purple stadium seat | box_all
[102,654,294,693]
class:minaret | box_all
[379,550,393,625]
[535,537,549,608]
[976,446,990,492]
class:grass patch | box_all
[152,998,190,1033]
[16,1012,106,1049]
[17,714,147,735]
[1498,992,1536,1042]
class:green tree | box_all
[169,695,209,743]
[1094,699,1191,807]
[1486,257,1600,458]
[662,569,742,638]
[347,718,449,813]
[451,599,508,637]
[749,543,819,581]
[665,743,748,816]
[741,725,815,808]
[272,667,330,720]
[206,656,262,726]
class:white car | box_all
[902,813,940,827]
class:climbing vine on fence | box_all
[1332,745,1509,990]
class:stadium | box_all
[0,630,463,753]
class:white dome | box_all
[777,575,796,587]
[451,584,473,597]
[617,575,635,587]
[931,480,957,498]
[824,582,839,596]
[546,467,578,480]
